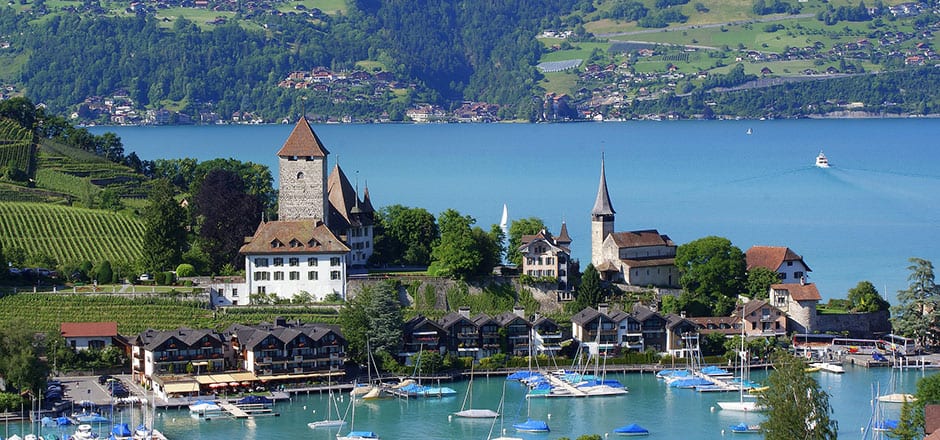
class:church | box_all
[211,118,375,305]
[591,157,679,288]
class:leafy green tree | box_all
[0,319,47,394]
[895,373,940,440]
[891,257,940,347]
[175,263,196,278]
[429,209,484,279]
[675,236,746,316]
[506,217,546,265]
[371,205,438,266]
[98,188,123,212]
[96,260,113,284]
[847,281,890,312]
[139,179,187,273]
[759,351,837,440]
[746,266,780,300]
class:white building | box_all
[746,245,812,284]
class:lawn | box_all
[539,71,581,95]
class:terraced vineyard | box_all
[0,118,35,175]
[0,293,216,333]
[36,141,149,199]
[0,201,145,264]
[0,293,342,333]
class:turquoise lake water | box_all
[7,366,935,439]
[92,120,940,303]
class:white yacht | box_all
[815,151,831,168]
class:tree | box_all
[746,267,780,300]
[139,179,187,273]
[572,264,604,311]
[895,372,940,440]
[429,209,483,279]
[891,257,940,347]
[193,169,262,273]
[338,280,404,365]
[98,188,123,212]
[506,217,546,265]
[847,281,890,312]
[0,319,47,394]
[96,260,113,284]
[371,205,438,266]
[758,351,837,440]
[675,236,746,316]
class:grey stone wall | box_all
[278,157,327,221]
[815,310,891,338]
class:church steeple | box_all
[591,154,615,219]
[591,154,615,269]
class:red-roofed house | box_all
[746,245,811,284]
[770,281,821,333]
[60,322,118,351]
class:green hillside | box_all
[0,202,145,266]
[0,118,35,177]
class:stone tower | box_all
[276,117,330,223]
[591,156,615,268]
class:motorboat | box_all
[815,151,831,168]
[811,362,845,374]
[729,423,761,434]
[71,424,99,440]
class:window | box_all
[787,261,793,266]
[307,257,318,266]
[308,271,318,280]
[778,272,786,280]
[274,271,284,281]
[274,258,284,266]
[289,271,300,280]
[330,271,341,280]
[254,258,269,267]
[257,286,266,294]
[330,257,341,266]
[232,288,238,298]
[253,272,270,281]
[289,257,299,266]
[794,271,804,279]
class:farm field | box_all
[0,201,145,265]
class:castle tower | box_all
[591,155,615,268]
[277,117,330,223]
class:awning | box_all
[163,382,199,394]
[256,371,339,381]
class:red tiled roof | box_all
[620,257,676,268]
[61,322,118,338]
[771,283,821,301]
[276,117,330,157]
[239,220,349,255]
[610,230,674,248]
[746,246,811,272]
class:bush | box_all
[175,263,196,277]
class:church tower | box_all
[276,117,330,223]
[591,155,615,268]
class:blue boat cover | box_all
[507,371,537,380]
[873,352,888,362]
[876,419,899,430]
[514,418,550,432]
[614,423,649,434]
[237,395,272,405]
[112,423,132,436]
[347,431,378,438]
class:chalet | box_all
[60,322,119,351]
[440,309,481,359]
[130,327,225,395]
[400,316,447,364]
[493,309,532,357]
[474,314,502,359]
[226,318,344,379]
[737,299,787,337]
[532,316,563,356]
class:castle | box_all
[210,118,375,305]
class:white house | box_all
[60,322,119,351]
[746,245,812,284]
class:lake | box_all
[6,365,933,440]
[90,119,940,303]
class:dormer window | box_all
[271,239,284,248]
[289,239,303,248]
[308,239,320,247]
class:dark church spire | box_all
[591,154,615,219]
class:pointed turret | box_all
[556,221,572,246]
[592,155,615,219]
[361,185,375,214]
